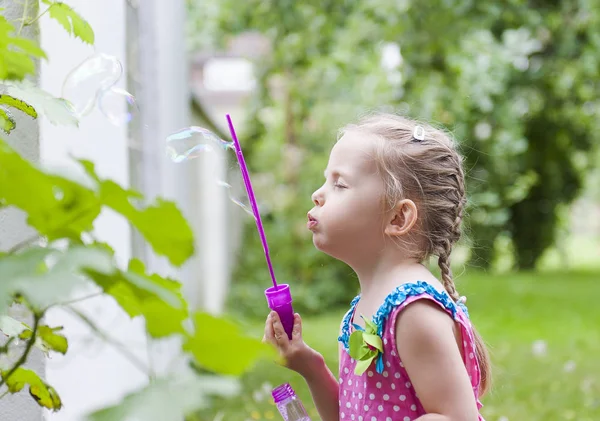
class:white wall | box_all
[0,1,45,419]
[39,1,150,420]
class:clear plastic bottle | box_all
[272,383,312,421]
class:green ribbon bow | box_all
[348,315,384,375]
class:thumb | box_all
[292,313,302,341]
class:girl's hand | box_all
[263,311,323,378]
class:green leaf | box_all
[362,316,378,334]
[1,367,62,411]
[183,312,274,375]
[85,371,239,421]
[0,315,30,337]
[86,258,187,338]
[37,325,68,354]
[0,245,115,314]
[4,80,78,127]
[354,357,374,376]
[348,330,370,361]
[0,15,47,81]
[0,95,37,119]
[362,333,383,353]
[0,107,16,134]
[0,138,99,239]
[79,160,195,266]
[42,1,95,44]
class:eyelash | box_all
[333,182,347,189]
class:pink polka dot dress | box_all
[337,281,485,421]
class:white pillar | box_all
[127,0,199,298]
[38,1,150,420]
[0,2,45,419]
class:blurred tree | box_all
[187,0,600,314]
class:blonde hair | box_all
[341,112,491,395]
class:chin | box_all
[312,235,349,262]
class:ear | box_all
[384,199,418,237]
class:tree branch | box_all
[0,312,40,389]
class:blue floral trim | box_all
[338,281,470,374]
[337,294,360,350]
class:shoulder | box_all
[394,298,456,347]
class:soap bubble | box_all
[216,180,253,218]
[166,126,255,218]
[61,53,123,117]
[166,126,233,163]
[98,87,139,126]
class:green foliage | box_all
[0,3,272,419]
[36,326,68,354]
[41,0,95,44]
[183,312,276,375]
[188,0,600,312]
[80,160,195,267]
[1,367,62,411]
[86,372,240,421]
[0,14,46,80]
[0,94,37,134]
[5,80,79,127]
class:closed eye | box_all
[333,182,347,189]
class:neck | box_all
[348,246,421,297]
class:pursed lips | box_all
[307,213,318,230]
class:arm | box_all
[301,351,340,421]
[265,311,339,421]
[395,301,479,421]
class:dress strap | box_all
[338,281,469,351]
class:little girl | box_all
[264,113,490,421]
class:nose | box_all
[311,187,324,206]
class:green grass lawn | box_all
[198,270,600,421]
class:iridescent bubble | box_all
[61,53,123,117]
[216,180,253,218]
[166,126,233,163]
[98,87,139,126]
[166,126,255,218]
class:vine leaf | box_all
[0,15,47,81]
[79,160,195,267]
[0,95,37,119]
[183,312,275,375]
[0,107,16,134]
[85,258,187,338]
[0,367,62,411]
[41,0,95,44]
[37,326,68,354]
[0,245,114,314]
[0,315,30,337]
[0,138,100,240]
[85,371,240,421]
[4,80,78,127]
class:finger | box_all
[292,313,302,341]
[263,312,275,344]
[271,311,289,349]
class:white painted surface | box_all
[38,1,150,420]
[0,1,45,420]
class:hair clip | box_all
[413,125,425,141]
[457,296,467,304]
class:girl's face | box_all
[308,132,387,265]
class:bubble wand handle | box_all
[226,114,278,289]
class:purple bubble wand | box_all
[226,114,278,289]
[226,114,295,339]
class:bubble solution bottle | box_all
[272,383,312,421]
[265,284,295,339]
